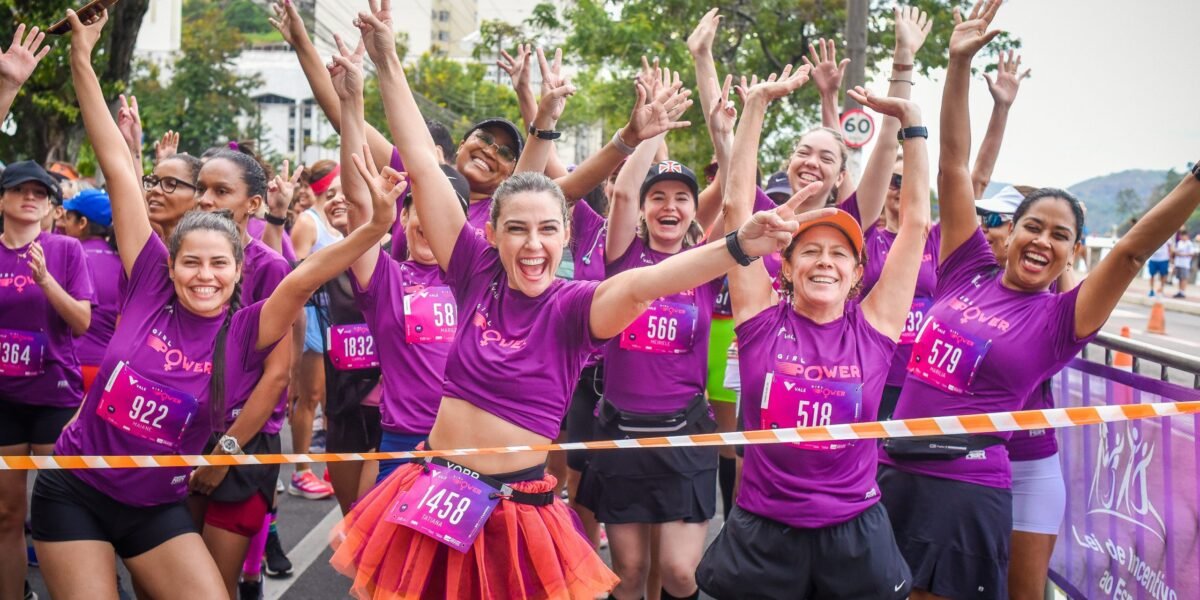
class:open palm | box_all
[0,24,50,87]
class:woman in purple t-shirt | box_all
[695,61,930,598]
[59,189,123,393]
[144,153,202,242]
[877,4,1200,599]
[327,18,805,598]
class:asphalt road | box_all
[22,300,1199,599]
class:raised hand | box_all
[155,130,180,161]
[893,6,933,58]
[686,8,721,57]
[28,241,50,286]
[983,50,1030,107]
[354,0,396,64]
[267,160,304,217]
[268,0,307,48]
[846,86,921,125]
[534,47,574,123]
[497,44,532,91]
[738,199,836,258]
[624,66,693,143]
[116,94,142,154]
[350,143,406,231]
[737,64,812,104]
[707,74,737,140]
[802,39,848,99]
[66,8,108,59]
[0,24,51,88]
[949,0,1002,60]
[328,33,366,101]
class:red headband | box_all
[310,165,341,196]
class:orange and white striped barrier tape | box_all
[5,400,1199,470]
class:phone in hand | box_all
[47,0,121,35]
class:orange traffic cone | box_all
[1113,326,1133,369]
[1146,302,1167,335]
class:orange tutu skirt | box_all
[330,462,619,599]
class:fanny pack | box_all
[422,456,555,506]
[597,394,714,434]
[883,434,1005,461]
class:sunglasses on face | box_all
[888,173,902,191]
[142,174,197,194]
[470,130,517,164]
[981,212,1011,229]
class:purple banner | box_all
[1051,358,1200,600]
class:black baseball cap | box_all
[403,163,471,215]
[640,160,699,203]
[463,117,524,159]
[0,160,62,202]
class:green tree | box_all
[131,0,262,157]
[525,0,1016,170]
[0,0,150,161]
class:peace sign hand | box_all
[0,23,50,88]
[949,0,1003,60]
[267,160,305,216]
[350,143,407,232]
[984,50,1030,107]
[534,47,575,124]
[355,0,396,64]
[497,44,532,92]
[328,33,367,101]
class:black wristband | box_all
[724,230,759,267]
[897,126,929,142]
[264,213,287,226]
[1192,161,1200,183]
[527,124,561,140]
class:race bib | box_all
[95,361,198,450]
[403,286,457,344]
[0,328,47,376]
[619,300,697,354]
[907,316,991,394]
[760,373,863,451]
[327,324,379,371]
[900,297,933,345]
[386,462,500,552]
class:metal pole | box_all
[844,0,868,177]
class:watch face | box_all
[221,438,237,453]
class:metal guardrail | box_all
[1084,330,1200,388]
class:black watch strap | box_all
[724,230,759,267]
[527,124,561,140]
[1192,161,1200,183]
[264,213,287,226]
[897,126,929,142]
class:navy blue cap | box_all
[765,171,791,198]
[0,160,62,202]
[639,160,699,202]
[63,188,113,227]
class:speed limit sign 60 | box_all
[840,108,875,149]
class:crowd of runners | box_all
[1,1,1198,599]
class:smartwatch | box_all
[527,124,561,141]
[897,126,929,142]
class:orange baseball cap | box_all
[792,209,864,257]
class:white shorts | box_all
[1011,453,1066,535]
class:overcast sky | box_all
[857,0,1199,189]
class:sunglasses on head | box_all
[470,130,517,164]
[981,212,1011,229]
[888,173,902,191]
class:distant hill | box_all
[981,169,1169,236]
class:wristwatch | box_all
[218,435,243,456]
[725,230,760,267]
[527,124,561,141]
[1191,161,1200,183]
[264,213,287,226]
[897,126,929,142]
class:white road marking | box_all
[265,506,342,600]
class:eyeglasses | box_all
[981,212,1011,229]
[470,130,517,164]
[142,174,196,194]
[888,173,902,191]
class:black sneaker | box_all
[263,529,293,578]
[238,578,263,600]
[24,580,37,600]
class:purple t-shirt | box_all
[55,237,276,506]
[441,225,603,439]
[232,238,291,434]
[353,250,452,435]
[1007,378,1059,461]
[736,301,895,528]
[603,237,720,413]
[716,189,784,318]
[860,223,942,386]
[881,229,1097,488]
[0,232,95,407]
[247,217,297,263]
[75,238,123,366]
[571,200,607,282]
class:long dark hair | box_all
[167,209,244,424]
